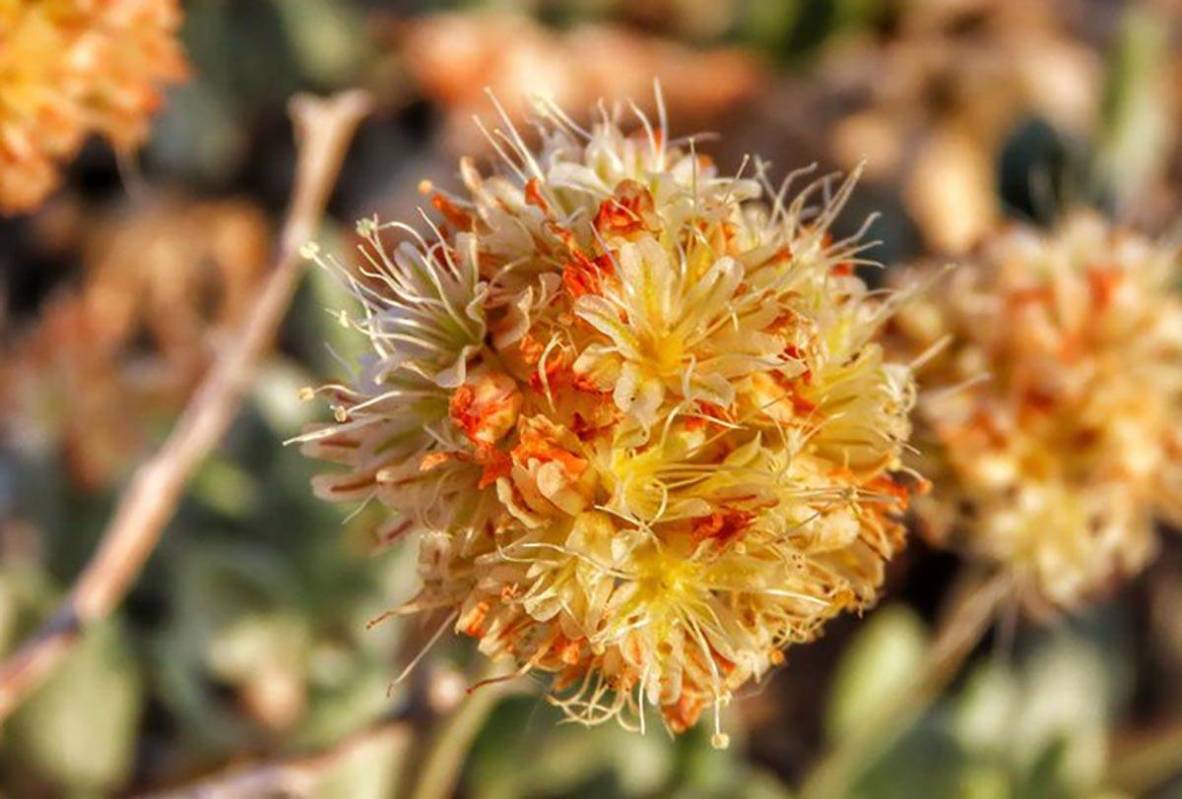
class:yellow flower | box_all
[893,213,1182,610]
[0,0,187,214]
[299,95,917,744]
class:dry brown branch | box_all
[0,90,372,724]
[1107,718,1182,796]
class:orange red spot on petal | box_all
[524,177,551,215]
[476,445,511,489]
[1087,266,1123,311]
[594,179,656,238]
[691,510,755,546]
[462,600,490,637]
[562,252,616,300]
[419,451,452,472]
[431,193,473,230]
[663,693,707,733]
[864,474,911,511]
[511,420,587,478]
[449,373,522,446]
[518,332,545,366]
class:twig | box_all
[0,90,371,724]
[800,569,1011,799]
[140,719,414,799]
[137,664,516,798]
[406,662,518,799]
[1106,719,1182,796]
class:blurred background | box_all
[2,0,1181,796]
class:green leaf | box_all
[953,658,1018,756]
[206,611,310,684]
[148,80,250,182]
[190,457,260,518]
[0,575,19,655]
[956,764,1012,799]
[1011,634,1111,791]
[312,725,413,799]
[1016,737,1073,799]
[150,543,306,750]
[738,769,795,799]
[271,0,369,88]
[467,696,676,799]
[826,605,928,742]
[1095,6,1174,207]
[953,628,1116,796]
[294,657,397,750]
[7,619,143,793]
[672,723,741,795]
[850,724,969,799]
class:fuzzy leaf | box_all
[7,619,143,792]
[826,605,928,742]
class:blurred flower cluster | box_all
[894,213,1182,610]
[0,0,187,214]
[2,197,269,489]
[400,10,763,154]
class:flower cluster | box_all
[893,213,1182,609]
[300,99,917,743]
[401,10,762,155]
[1,196,270,489]
[0,0,187,214]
